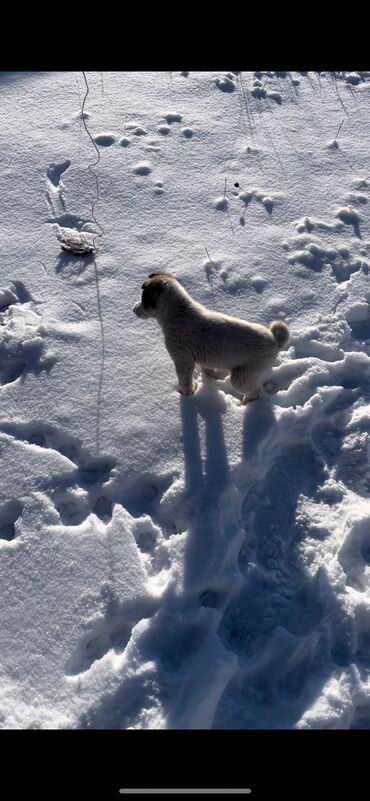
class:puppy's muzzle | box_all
[133,302,150,319]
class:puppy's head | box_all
[133,272,176,319]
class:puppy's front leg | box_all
[174,358,197,395]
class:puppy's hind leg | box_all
[231,366,262,404]
[200,366,229,380]
[201,366,218,379]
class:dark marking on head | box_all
[141,282,164,311]
[148,271,176,280]
[140,272,178,311]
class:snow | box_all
[1,69,370,729]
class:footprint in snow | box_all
[0,500,23,543]
[133,162,152,176]
[93,133,116,147]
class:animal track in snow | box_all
[202,255,272,303]
[45,158,72,222]
[214,185,284,229]
[54,489,90,526]
[118,472,176,524]
[92,494,113,522]
[131,517,171,577]
[125,123,148,136]
[128,126,147,137]
[239,443,326,578]
[215,74,235,93]
[144,141,161,153]
[267,91,282,104]
[0,415,181,602]
[65,619,131,675]
[345,192,368,206]
[133,162,152,176]
[47,159,70,187]
[346,302,370,342]
[286,234,369,283]
[139,613,207,674]
[344,72,362,85]
[65,595,158,676]
[0,420,119,532]
[213,431,331,728]
[164,112,182,124]
[0,420,116,484]
[93,133,116,147]
[0,282,53,387]
[213,340,370,727]
[199,589,226,609]
[46,211,92,232]
[310,392,370,503]
[338,515,370,591]
[295,215,344,234]
[293,336,344,363]
[251,85,267,99]
[0,499,22,543]
[0,282,31,312]
[153,180,164,196]
[0,419,181,545]
[157,114,186,140]
[237,187,285,216]
[334,206,362,237]
[245,145,261,156]
[249,76,283,104]
[134,524,158,554]
[44,156,97,242]
[337,429,370,499]
[331,603,370,669]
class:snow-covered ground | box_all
[1,70,370,729]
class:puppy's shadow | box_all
[179,380,276,591]
[180,387,230,591]
[241,394,276,461]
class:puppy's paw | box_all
[263,379,278,395]
[178,380,198,396]
[241,390,260,404]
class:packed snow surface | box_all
[1,70,370,729]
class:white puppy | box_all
[133,272,289,403]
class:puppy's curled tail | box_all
[270,320,290,349]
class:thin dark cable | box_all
[92,255,106,455]
[80,71,106,455]
[205,247,216,270]
[335,119,344,140]
[81,70,105,251]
